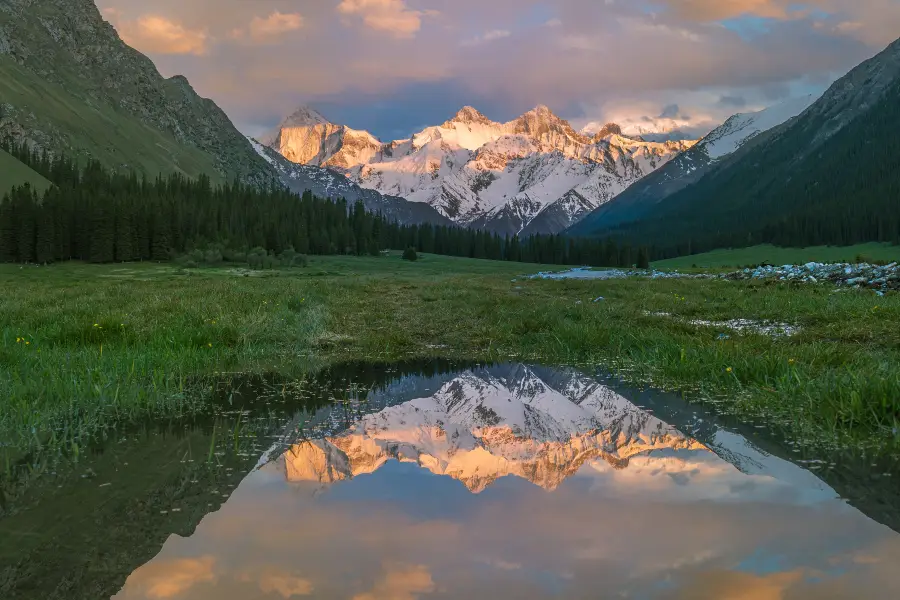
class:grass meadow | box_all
[2,253,899,462]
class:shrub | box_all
[247,253,263,270]
[203,248,223,264]
[402,247,418,262]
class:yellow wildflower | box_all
[207,343,213,348]
[788,358,796,365]
[726,367,733,373]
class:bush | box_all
[247,253,263,270]
[402,247,418,262]
[203,248,223,264]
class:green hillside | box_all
[0,148,52,194]
[0,0,274,184]
[591,37,900,258]
[0,59,220,181]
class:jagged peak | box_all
[279,105,331,128]
[517,104,561,122]
[591,122,623,140]
[452,106,490,123]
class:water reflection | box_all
[112,364,900,599]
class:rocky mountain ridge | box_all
[578,34,900,252]
[248,137,451,226]
[0,0,275,185]
[567,94,818,237]
[267,365,705,493]
[263,104,695,235]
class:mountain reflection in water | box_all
[113,364,900,599]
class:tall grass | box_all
[2,257,899,454]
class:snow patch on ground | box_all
[526,267,702,280]
[645,312,799,338]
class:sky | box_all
[97,0,900,141]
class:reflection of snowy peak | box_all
[263,105,695,235]
[270,366,705,493]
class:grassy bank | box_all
[653,243,900,270]
[2,255,899,456]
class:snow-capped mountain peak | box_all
[263,103,697,234]
[701,94,816,159]
[566,93,821,237]
[446,106,495,126]
[279,105,331,128]
[589,122,624,141]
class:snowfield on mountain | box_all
[262,105,695,235]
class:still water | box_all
[4,363,900,599]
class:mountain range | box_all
[0,0,446,227]
[4,0,898,252]
[570,36,900,252]
[264,364,834,497]
[267,365,704,492]
[247,137,451,226]
[567,94,819,236]
[0,0,273,186]
[262,105,696,235]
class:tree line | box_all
[0,139,650,268]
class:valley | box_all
[2,1,900,598]
[262,104,695,234]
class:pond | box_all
[3,362,900,599]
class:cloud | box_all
[352,564,435,600]
[337,0,437,38]
[658,103,681,119]
[461,29,511,46]
[237,568,314,598]
[654,0,798,21]
[664,568,807,600]
[103,11,209,56]
[717,95,748,108]
[119,556,217,598]
[100,0,900,140]
[247,12,304,41]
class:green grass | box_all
[654,243,900,270]
[0,58,220,181]
[0,149,52,195]
[1,254,898,458]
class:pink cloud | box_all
[336,0,438,38]
[102,11,209,55]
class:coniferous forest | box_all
[608,78,900,259]
[0,139,645,268]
